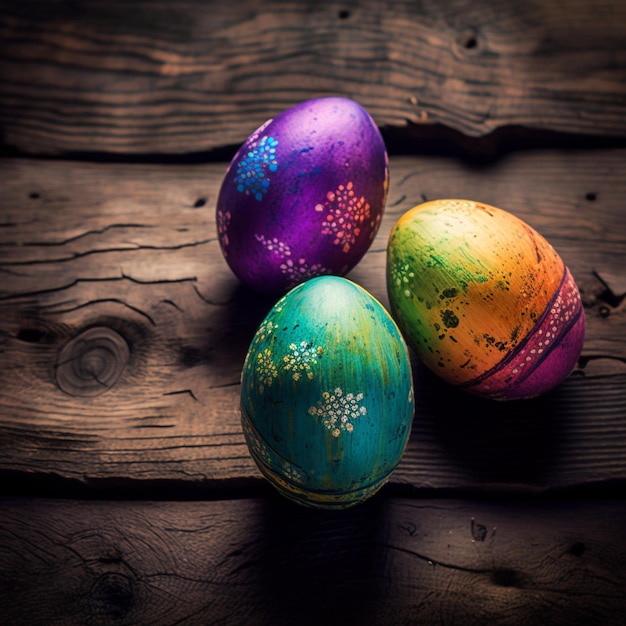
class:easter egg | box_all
[216,97,389,294]
[240,276,414,508]
[386,199,585,401]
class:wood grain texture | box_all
[1,152,624,493]
[1,0,626,155]
[1,496,625,626]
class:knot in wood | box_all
[88,572,134,618]
[55,326,129,397]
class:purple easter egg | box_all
[216,97,389,294]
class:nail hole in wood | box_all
[17,328,45,343]
[193,197,207,208]
[569,541,586,557]
[55,326,130,397]
[29,192,40,199]
[456,29,480,52]
[471,517,488,542]
[338,9,350,19]
[492,568,522,587]
[585,192,597,202]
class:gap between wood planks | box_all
[2,468,626,502]
[2,124,626,165]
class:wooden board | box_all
[2,2,626,625]
[1,496,625,625]
[1,152,625,494]
[1,0,626,156]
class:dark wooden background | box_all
[1,1,625,624]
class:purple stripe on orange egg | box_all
[461,267,585,400]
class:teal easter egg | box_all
[241,276,415,508]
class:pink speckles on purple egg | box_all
[254,235,328,289]
[316,181,374,253]
[280,257,328,287]
[217,209,232,256]
[216,97,388,294]
[463,268,586,400]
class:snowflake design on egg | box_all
[243,321,277,381]
[308,388,367,438]
[283,341,324,381]
[253,320,278,345]
[316,182,375,253]
[255,347,278,394]
[242,416,273,467]
[279,462,305,484]
[390,262,415,298]
[235,136,279,201]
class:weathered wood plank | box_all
[0,497,625,625]
[1,0,626,155]
[0,153,625,492]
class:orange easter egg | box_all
[386,199,585,400]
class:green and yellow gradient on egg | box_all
[241,276,414,508]
[387,200,585,400]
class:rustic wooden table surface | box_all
[1,1,625,624]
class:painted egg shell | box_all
[216,97,389,294]
[386,199,585,401]
[240,275,414,508]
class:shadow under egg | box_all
[406,358,569,488]
[252,491,390,625]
